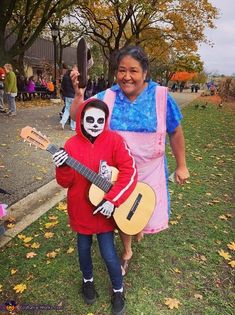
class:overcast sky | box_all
[198,0,235,75]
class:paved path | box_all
[0,91,199,247]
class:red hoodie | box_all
[55,99,137,234]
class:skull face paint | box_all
[83,107,105,137]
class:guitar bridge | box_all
[126,194,142,220]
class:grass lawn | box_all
[0,100,234,315]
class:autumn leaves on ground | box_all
[0,98,234,315]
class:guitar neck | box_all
[47,144,112,193]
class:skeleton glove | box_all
[93,200,115,218]
[52,149,68,167]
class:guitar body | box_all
[89,167,156,235]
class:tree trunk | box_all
[107,50,118,87]
[17,53,26,76]
[0,50,11,66]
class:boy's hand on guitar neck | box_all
[52,149,68,167]
[93,200,115,218]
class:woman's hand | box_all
[70,66,85,120]
[174,166,190,185]
[70,66,85,98]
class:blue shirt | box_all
[96,80,182,134]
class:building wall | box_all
[5,33,77,77]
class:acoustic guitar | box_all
[20,126,156,235]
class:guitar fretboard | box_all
[47,144,112,193]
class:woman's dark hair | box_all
[116,46,149,72]
[82,99,109,120]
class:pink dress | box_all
[103,86,168,234]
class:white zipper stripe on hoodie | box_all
[112,141,136,202]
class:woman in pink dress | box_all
[70,46,190,275]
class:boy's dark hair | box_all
[82,99,109,120]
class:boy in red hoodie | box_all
[52,98,137,315]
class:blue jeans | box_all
[60,97,76,130]
[77,232,123,290]
[6,93,16,113]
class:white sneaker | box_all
[8,112,16,116]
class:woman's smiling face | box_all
[116,55,147,101]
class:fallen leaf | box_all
[56,202,67,212]
[218,249,231,260]
[13,283,27,293]
[31,242,40,249]
[219,215,228,221]
[44,232,54,239]
[11,269,18,275]
[45,221,58,229]
[26,252,37,259]
[48,215,58,221]
[171,268,181,274]
[7,216,16,223]
[0,284,3,292]
[165,297,181,309]
[215,278,221,288]
[170,220,178,225]
[18,234,26,240]
[227,242,235,251]
[23,237,33,243]
[194,293,203,300]
[67,247,75,254]
[46,251,57,259]
[199,255,207,262]
[228,260,235,268]
[7,223,15,229]
[191,245,197,251]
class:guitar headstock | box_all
[20,126,50,150]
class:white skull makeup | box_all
[83,107,105,137]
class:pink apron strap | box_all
[103,89,116,126]
[155,86,168,132]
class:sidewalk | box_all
[0,100,75,246]
[0,91,199,247]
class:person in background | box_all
[0,67,6,112]
[60,66,76,131]
[53,98,137,315]
[194,83,200,93]
[26,76,36,100]
[3,64,18,116]
[97,73,106,92]
[47,79,54,98]
[84,76,93,99]
[92,77,98,95]
[69,45,190,276]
